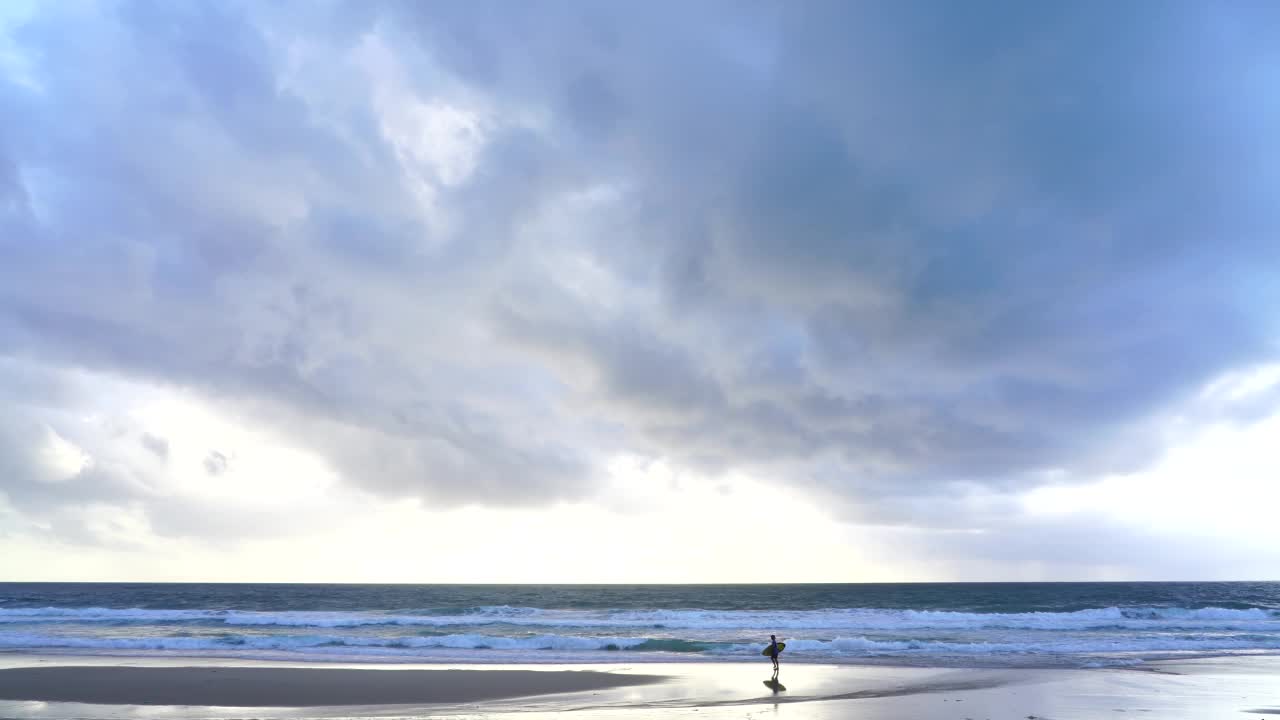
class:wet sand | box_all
[0,665,663,707]
[0,655,1276,719]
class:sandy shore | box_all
[0,655,1276,718]
[0,665,663,707]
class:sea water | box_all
[2,582,1278,668]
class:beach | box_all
[3,583,1277,717]
[1,654,1277,719]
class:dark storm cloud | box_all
[455,0,1280,502]
[0,0,1277,541]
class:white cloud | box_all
[35,426,92,482]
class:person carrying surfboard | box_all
[767,634,782,672]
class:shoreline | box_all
[2,646,1275,670]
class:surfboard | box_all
[762,642,785,656]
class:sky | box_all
[1,1,1278,583]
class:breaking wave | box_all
[3,600,1278,667]
[3,629,1279,660]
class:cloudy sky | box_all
[1,1,1278,582]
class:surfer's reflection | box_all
[763,676,786,693]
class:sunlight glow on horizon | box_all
[4,364,1279,583]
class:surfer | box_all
[767,634,781,673]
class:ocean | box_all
[2,582,1278,668]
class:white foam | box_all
[3,628,1279,659]
[0,607,213,624]
[715,633,1280,656]
[606,606,1280,632]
